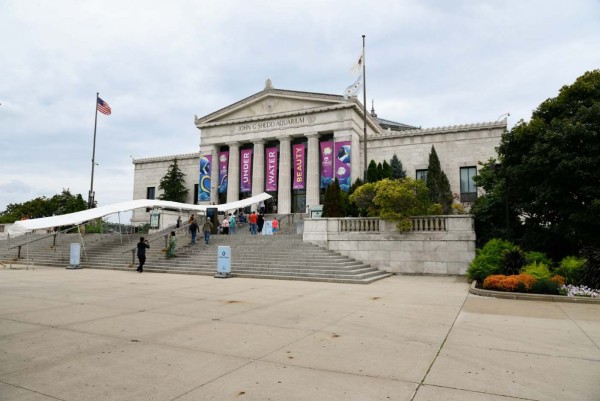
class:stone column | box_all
[277,137,291,214]
[305,133,320,211]
[252,140,265,196]
[227,142,240,203]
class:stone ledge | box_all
[469,281,600,304]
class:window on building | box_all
[460,166,477,202]
[416,169,428,181]
[146,187,155,200]
[193,184,199,205]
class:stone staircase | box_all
[0,220,391,284]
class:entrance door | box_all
[292,192,306,213]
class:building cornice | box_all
[372,120,507,140]
[132,152,200,164]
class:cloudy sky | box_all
[1,0,599,220]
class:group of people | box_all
[247,211,278,235]
[135,207,280,272]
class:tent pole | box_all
[118,212,122,244]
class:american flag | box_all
[97,97,111,115]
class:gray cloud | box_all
[1,0,599,216]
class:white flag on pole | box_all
[343,72,363,99]
[351,55,363,74]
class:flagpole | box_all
[89,92,99,209]
[362,35,368,183]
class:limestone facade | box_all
[131,81,506,225]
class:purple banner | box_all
[292,143,306,190]
[218,151,228,194]
[320,141,334,189]
[240,148,253,193]
[198,155,212,202]
[265,146,278,191]
[334,141,351,192]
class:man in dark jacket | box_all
[137,237,149,273]
[189,220,199,244]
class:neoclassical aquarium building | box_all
[131,80,505,225]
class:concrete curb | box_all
[469,280,600,304]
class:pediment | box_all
[196,88,347,126]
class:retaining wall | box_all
[302,216,475,275]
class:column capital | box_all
[229,142,240,148]
[253,139,265,145]
[305,132,319,139]
[278,136,291,144]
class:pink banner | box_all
[292,143,306,190]
[320,141,334,189]
[334,141,351,192]
[265,146,278,191]
[240,148,253,193]
[218,151,228,194]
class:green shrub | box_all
[522,261,552,280]
[501,245,527,276]
[525,251,553,267]
[531,278,561,295]
[467,238,514,282]
[580,247,600,290]
[555,256,586,285]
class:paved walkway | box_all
[0,267,599,401]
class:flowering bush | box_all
[560,285,600,298]
[483,274,537,292]
[549,275,566,287]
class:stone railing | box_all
[411,216,447,232]
[339,218,380,232]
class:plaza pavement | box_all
[0,266,599,401]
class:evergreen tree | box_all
[367,160,379,183]
[158,159,189,202]
[346,178,364,216]
[322,178,343,217]
[376,162,384,181]
[426,146,453,214]
[382,160,392,180]
[389,154,406,179]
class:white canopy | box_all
[8,192,272,236]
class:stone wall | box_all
[302,216,475,275]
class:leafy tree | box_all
[495,70,600,257]
[0,189,87,223]
[366,160,379,183]
[390,154,406,179]
[158,159,189,202]
[425,146,453,214]
[322,178,344,217]
[471,158,521,247]
[349,178,436,231]
[382,160,392,180]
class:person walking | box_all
[202,218,213,245]
[221,215,230,235]
[229,213,236,234]
[189,219,199,244]
[257,214,265,234]
[136,237,149,273]
[259,200,265,214]
[248,211,258,235]
[176,216,182,228]
[272,217,279,235]
[166,231,177,258]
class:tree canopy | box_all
[349,178,439,231]
[475,70,600,257]
[0,189,87,223]
[158,159,189,202]
[322,178,345,217]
